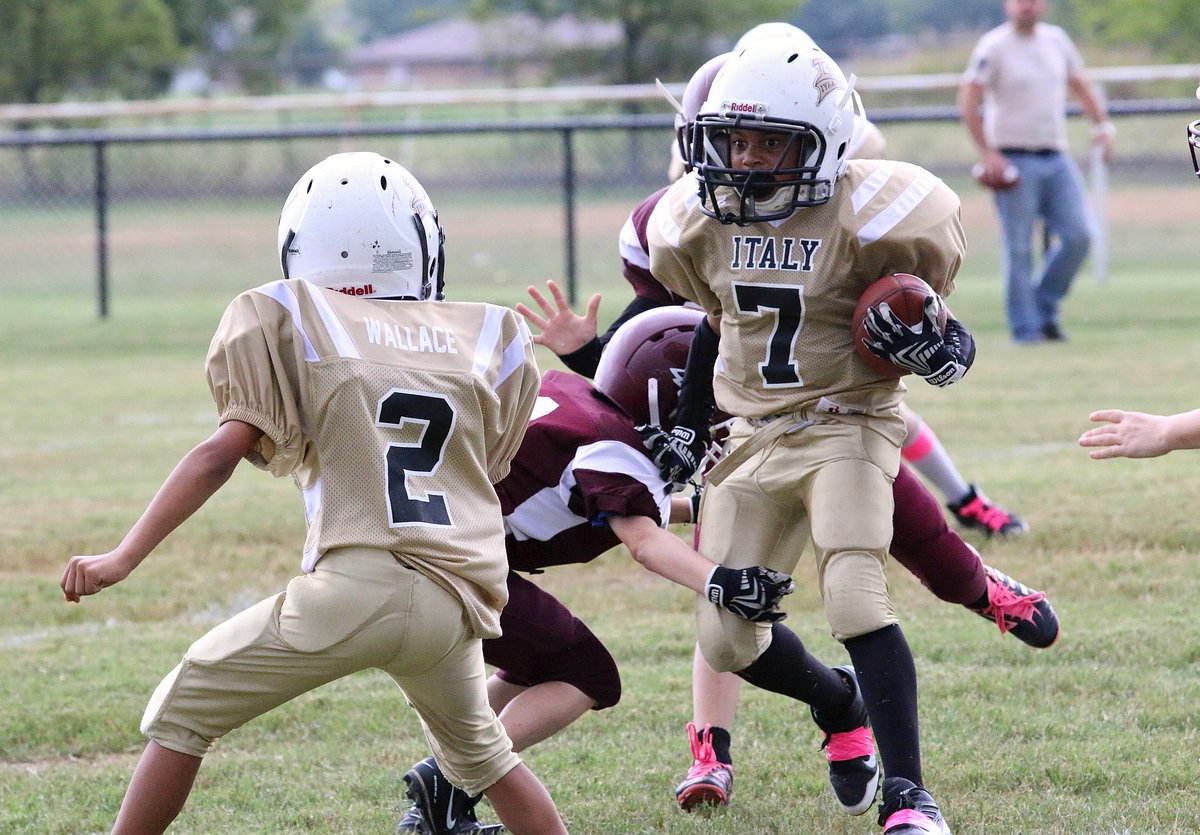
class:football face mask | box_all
[1189,119,1200,179]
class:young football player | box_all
[645,40,972,834]
[58,152,567,835]
[395,307,858,835]
[521,276,1055,816]
[521,25,1027,539]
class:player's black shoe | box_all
[877,777,952,834]
[810,665,879,816]
[948,485,1028,537]
[968,565,1060,649]
[396,757,504,835]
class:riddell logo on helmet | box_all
[335,284,374,296]
[721,100,767,117]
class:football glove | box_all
[862,297,970,387]
[639,423,710,492]
[705,565,795,623]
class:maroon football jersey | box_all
[619,186,688,305]
[499,370,672,572]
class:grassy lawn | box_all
[2,176,1199,834]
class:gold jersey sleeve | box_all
[648,161,965,444]
[205,278,540,638]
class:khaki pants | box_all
[141,547,519,795]
[697,419,899,671]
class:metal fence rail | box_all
[1,98,1195,319]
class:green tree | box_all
[1069,0,1198,62]
[468,0,805,88]
[159,0,312,93]
[0,0,179,103]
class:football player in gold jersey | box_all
[646,41,974,835]
[59,152,566,835]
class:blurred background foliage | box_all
[1,0,1196,107]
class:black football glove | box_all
[705,565,795,623]
[862,296,970,387]
[638,423,710,492]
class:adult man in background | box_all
[958,0,1114,343]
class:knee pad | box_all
[696,603,770,673]
[821,549,896,642]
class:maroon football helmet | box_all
[594,306,732,469]
[595,306,703,427]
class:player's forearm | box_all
[114,439,246,566]
[1162,409,1200,452]
[610,515,710,592]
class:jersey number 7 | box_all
[733,282,805,388]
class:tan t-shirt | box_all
[205,278,541,638]
[647,161,965,446]
[962,21,1084,151]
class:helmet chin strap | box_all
[279,229,296,279]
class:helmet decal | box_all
[811,56,842,105]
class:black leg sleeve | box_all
[735,622,852,712]
[844,625,922,785]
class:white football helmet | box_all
[673,25,818,179]
[692,40,861,224]
[733,22,817,52]
[277,151,445,300]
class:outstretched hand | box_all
[1079,410,1173,459]
[515,280,602,356]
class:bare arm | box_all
[1079,408,1200,459]
[957,80,1010,175]
[1069,73,1114,163]
[60,419,264,601]
[608,513,713,593]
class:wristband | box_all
[1093,121,1115,139]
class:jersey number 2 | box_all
[378,390,455,527]
[732,282,805,387]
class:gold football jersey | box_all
[648,159,966,444]
[206,278,540,638]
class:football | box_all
[852,273,948,377]
[971,161,1020,190]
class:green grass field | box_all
[3,179,1200,834]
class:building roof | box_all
[347,13,623,68]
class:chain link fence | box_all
[1,101,1194,323]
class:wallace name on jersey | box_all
[363,316,460,354]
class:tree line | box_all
[0,0,1194,107]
